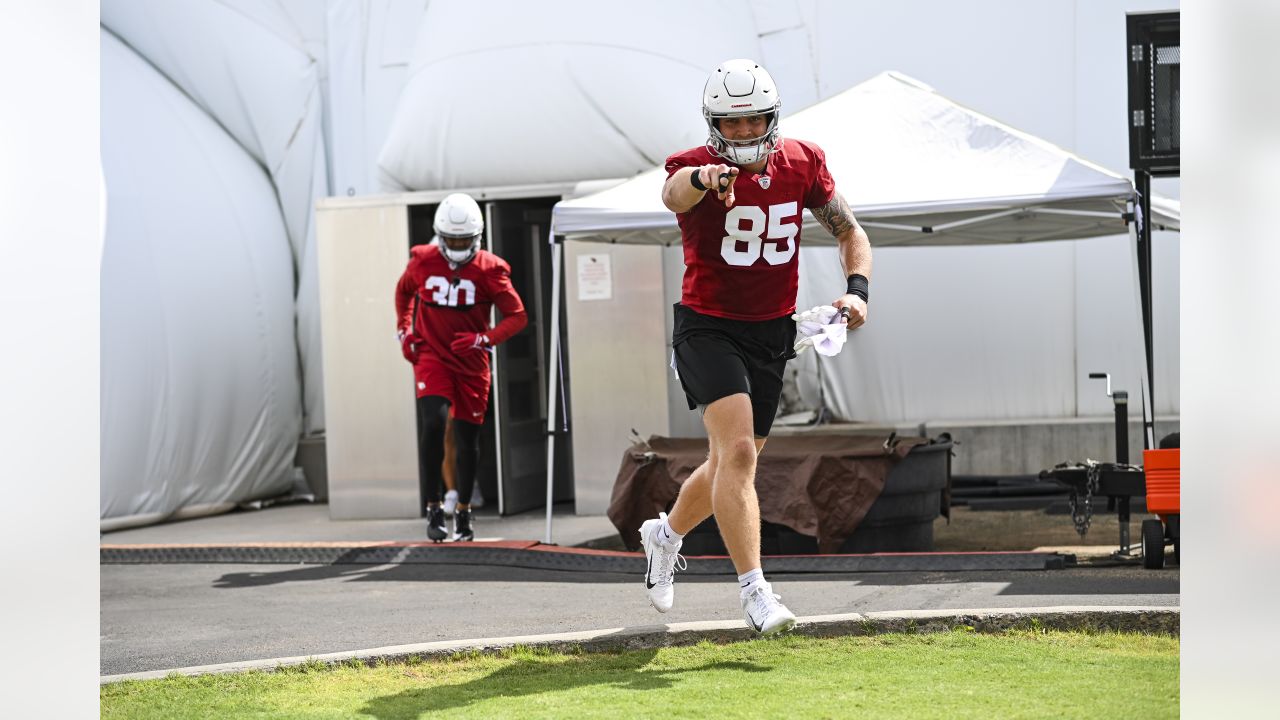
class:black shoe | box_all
[427,507,448,542]
[454,509,474,542]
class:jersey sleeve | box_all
[802,142,837,209]
[484,259,528,345]
[665,149,701,179]
[394,263,419,335]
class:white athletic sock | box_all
[658,517,685,547]
[738,568,765,596]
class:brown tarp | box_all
[608,434,928,553]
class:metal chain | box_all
[1068,461,1100,537]
[1055,459,1143,538]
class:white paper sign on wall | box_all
[577,254,612,301]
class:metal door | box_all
[486,199,573,514]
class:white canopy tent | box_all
[540,71,1179,542]
[553,72,1177,246]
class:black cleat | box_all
[427,507,448,542]
[453,509,475,542]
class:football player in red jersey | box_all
[395,193,528,542]
[639,59,872,634]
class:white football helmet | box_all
[702,59,782,165]
[433,193,484,265]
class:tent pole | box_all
[544,231,563,544]
[929,208,1027,232]
[1033,208,1127,220]
[1134,171,1156,449]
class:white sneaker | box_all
[442,490,459,517]
[639,512,686,613]
[741,581,796,635]
[469,485,485,509]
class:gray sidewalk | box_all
[101,562,1179,675]
[101,502,618,548]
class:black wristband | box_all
[689,168,708,191]
[846,274,869,302]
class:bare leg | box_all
[666,457,714,535]
[704,393,766,575]
[668,434,766,537]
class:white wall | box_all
[564,242,675,514]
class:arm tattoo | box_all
[812,192,856,237]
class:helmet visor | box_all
[438,232,481,251]
[714,112,774,144]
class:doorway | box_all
[407,197,574,516]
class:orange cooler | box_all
[1141,448,1180,569]
[1143,448,1180,517]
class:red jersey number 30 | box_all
[720,202,799,267]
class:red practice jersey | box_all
[665,138,836,321]
[395,244,526,375]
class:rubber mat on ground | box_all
[100,543,1070,572]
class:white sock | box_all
[738,568,765,595]
[657,517,684,547]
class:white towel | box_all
[792,305,849,357]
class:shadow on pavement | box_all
[212,563,1177,598]
[213,563,700,588]
[357,647,767,719]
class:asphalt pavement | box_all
[101,562,1178,675]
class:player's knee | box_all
[720,437,758,470]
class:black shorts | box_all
[671,303,797,438]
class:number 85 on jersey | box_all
[721,201,799,267]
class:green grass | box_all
[102,630,1178,719]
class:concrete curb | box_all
[101,605,1178,684]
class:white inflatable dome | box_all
[101,29,301,529]
[378,0,762,191]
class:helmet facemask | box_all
[704,110,781,164]
[436,232,481,266]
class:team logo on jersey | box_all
[757,175,771,189]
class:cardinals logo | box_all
[757,175,771,189]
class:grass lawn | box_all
[102,630,1178,719]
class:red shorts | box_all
[414,356,491,423]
